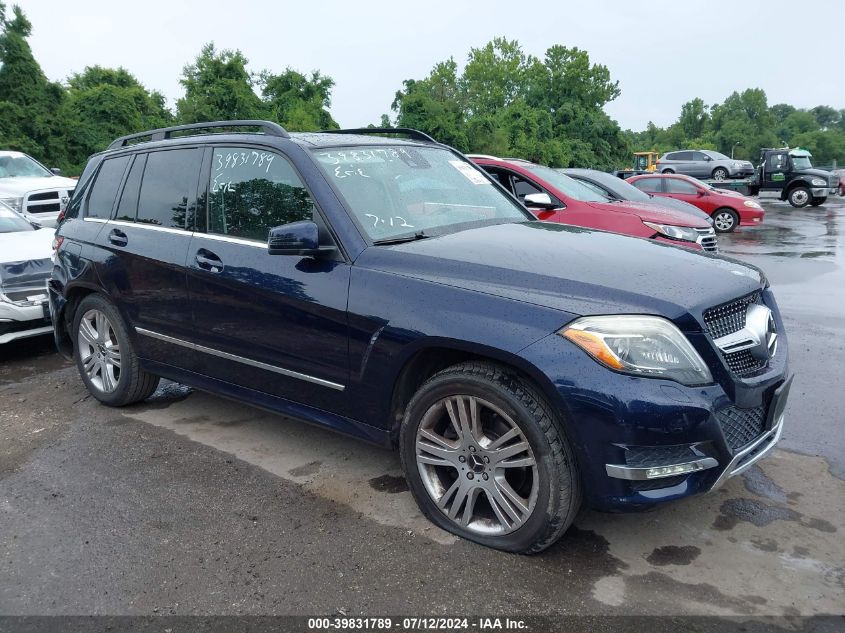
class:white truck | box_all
[0,151,76,228]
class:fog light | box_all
[646,462,705,479]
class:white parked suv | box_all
[0,151,76,228]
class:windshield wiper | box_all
[372,231,430,245]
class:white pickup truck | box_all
[0,151,76,228]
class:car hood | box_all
[583,199,710,227]
[0,176,77,196]
[358,222,764,326]
[0,228,54,288]
[794,168,834,179]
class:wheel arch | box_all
[53,281,103,358]
[782,179,810,200]
[387,340,567,446]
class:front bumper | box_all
[0,301,52,344]
[810,187,836,198]
[519,317,790,511]
[728,166,755,178]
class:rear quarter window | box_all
[86,156,130,219]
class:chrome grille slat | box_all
[703,291,768,376]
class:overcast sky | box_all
[16,0,842,131]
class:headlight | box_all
[643,221,700,242]
[560,315,713,386]
[743,200,762,208]
[811,178,826,186]
[732,162,742,168]
[0,197,23,212]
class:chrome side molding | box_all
[135,327,345,391]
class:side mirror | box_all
[705,156,713,162]
[523,192,557,209]
[50,167,62,175]
[697,189,707,197]
[268,220,334,257]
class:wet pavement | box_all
[1,199,843,618]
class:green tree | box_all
[59,66,173,171]
[0,2,66,167]
[176,43,266,123]
[260,68,337,131]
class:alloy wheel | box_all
[77,308,121,393]
[714,212,736,231]
[415,395,538,536]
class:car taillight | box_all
[56,210,65,224]
[52,236,64,251]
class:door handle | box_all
[195,249,224,273]
[108,229,128,247]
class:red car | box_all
[469,156,717,252]
[626,173,765,234]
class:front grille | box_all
[717,405,765,451]
[723,348,767,376]
[28,191,58,202]
[24,188,72,216]
[696,228,718,253]
[702,291,760,339]
[703,291,770,377]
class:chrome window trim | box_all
[135,327,345,391]
[82,217,109,224]
[197,232,266,249]
[109,219,193,236]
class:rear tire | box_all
[809,196,826,207]
[787,186,810,208]
[661,168,675,174]
[399,361,581,554]
[73,294,159,406]
[712,208,739,233]
[712,167,729,181]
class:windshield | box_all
[791,156,813,170]
[312,146,529,241]
[0,203,35,233]
[706,151,730,160]
[522,164,609,202]
[0,153,53,178]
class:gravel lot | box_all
[1,199,843,619]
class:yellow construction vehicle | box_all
[632,151,659,172]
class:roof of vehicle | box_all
[106,121,440,153]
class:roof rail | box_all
[107,120,290,150]
[318,127,437,144]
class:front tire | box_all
[712,167,729,181]
[73,294,159,406]
[809,196,826,207]
[712,208,739,233]
[787,186,810,208]
[399,362,581,553]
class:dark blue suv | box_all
[49,121,792,553]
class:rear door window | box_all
[632,178,663,193]
[207,146,314,242]
[666,179,699,194]
[86,156,130,219]
[137,149,202,229]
